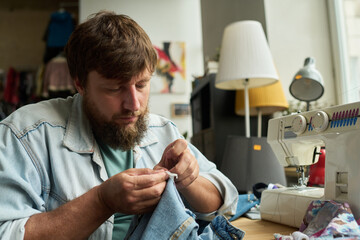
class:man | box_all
[0,11,238,239]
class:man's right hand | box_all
[98,168,169,215]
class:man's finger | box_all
[131,170,169,190]
[166,139,187,159]
[126,168,161,176]
[119,182,167,214]
[132,181,167,201]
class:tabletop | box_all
[231,217,298,240]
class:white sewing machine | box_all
[260,101,360,227]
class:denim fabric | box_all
[229,194,260,221]
[0,94,238,239]
[125,178,244,240]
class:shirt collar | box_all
[139,125,158,147]
[63,93,96,153]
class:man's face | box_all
[76,70,152,150]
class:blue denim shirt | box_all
[0,94,238,239]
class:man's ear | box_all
[74,78,85,96]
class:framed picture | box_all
[171,103,190,118]
[152,41,186,94]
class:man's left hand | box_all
[154,139,199,190]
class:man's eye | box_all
[108,87,121,92]
[136,83,147,89]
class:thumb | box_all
[153,165,168,171]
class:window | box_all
[329,0,360,104]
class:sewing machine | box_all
[260,101,360,227]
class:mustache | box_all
[112,110,142,119]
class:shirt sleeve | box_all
[0,218,28,240]
[187,142,238,221]
[0,124,44,239]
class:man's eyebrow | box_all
[139,77,151,82]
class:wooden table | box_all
[231,217,298,239]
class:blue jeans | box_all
[125,178,244,239]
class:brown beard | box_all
[82,94,148,151]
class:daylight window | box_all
[329,0,360,103]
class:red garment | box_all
[3,67,20,105]
[308,148,325,187]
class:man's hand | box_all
[154,139,199,190]
[98,168,169,215]
[154,139,223,213]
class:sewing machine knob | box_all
[291,115,307,135]
[312,111,329,132]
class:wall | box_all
[264,0,337,109]
[201,0,266,64]
[80,0,204,138]
[0,9,50,71]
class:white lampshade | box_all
[215,21,279,90]
[215,20,279,138]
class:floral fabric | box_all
[274,200,360,240]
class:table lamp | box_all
[289,57,324,111]
[235,80,289,137]
[215,20,279,137]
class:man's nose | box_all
[123,85,140,112]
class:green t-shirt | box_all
[97,140,134,240]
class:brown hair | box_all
[64,11,157,87]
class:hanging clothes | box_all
[18,71,35,105]
[42,55,75,98]
[35,64,45,98]
[0,78,8,120]
[3,67,20,106]
[43,10,75,63]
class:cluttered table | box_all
[231,217,297,239]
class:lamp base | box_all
[220,136,287,193]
